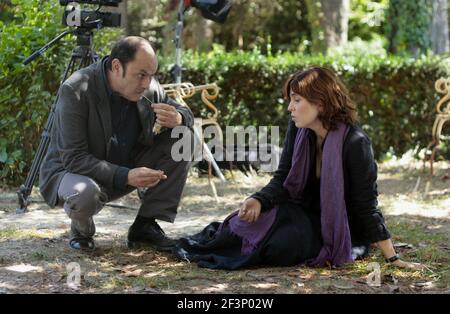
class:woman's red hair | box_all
[284,67,358,130]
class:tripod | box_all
[16,28,98,214]
[171,0,226,182]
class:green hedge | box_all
[158,46,450,161]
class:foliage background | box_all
[0,0,449,186]
[0,0,121,185]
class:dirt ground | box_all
[0,160,449,294]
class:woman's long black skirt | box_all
[175,201,323,270]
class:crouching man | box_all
[39,36,193,252]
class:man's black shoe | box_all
[69,222,95,251]
[69,237,95,251]
[127,219,176,252]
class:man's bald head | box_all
[106,36,156,76]
[106,36,159,102]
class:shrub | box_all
[158,45,450,161]
[0,0,121,186]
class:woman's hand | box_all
[374,239,425,271]
[238,198,262,223]
[391,259,425,270]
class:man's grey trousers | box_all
[56,130,192,238]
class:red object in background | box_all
[168,0,192,11]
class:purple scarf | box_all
[284,123,353,267]
[223,208,277,255]
[223,123,353,267]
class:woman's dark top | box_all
[251,120,391,246]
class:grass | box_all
[0,160,448,293]
[30,251,54,262]
[102,276,167,290]
[100,267,195,291]
[346,219,450,289]
[0,228,56,239]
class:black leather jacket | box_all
[251,120,391,246]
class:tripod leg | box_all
[17,28,99,214]
[16,113,54,213]
[193,126,226,182]
[16,55,85,214]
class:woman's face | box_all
[287,91,320,128]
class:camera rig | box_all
[60,0,122,29]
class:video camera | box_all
[60,0,122,29]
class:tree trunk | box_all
[306,0,349,53]
[184,12,214,52]
[431,0,449,54]
[386,0,400,55]
[322,0,349,48]
[118,0,128,35]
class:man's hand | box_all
[152,103,182,128]
[127,167,167,188]
[238,197,262,223]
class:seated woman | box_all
[175,66,421,270]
